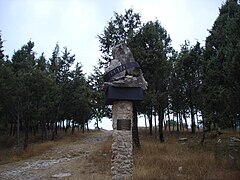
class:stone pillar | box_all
[111,101,133,180]
[103,44,147,179]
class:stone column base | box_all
[111,101,133,180]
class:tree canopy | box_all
[0,39,93,148]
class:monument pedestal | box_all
[105,86,143,180]
[103,44,147,180]
[112,101,133,180]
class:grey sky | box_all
[0,0,224,75]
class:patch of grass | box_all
[86,135,112,175]
[134,129,240,180]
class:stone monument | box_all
[103,43,147,180]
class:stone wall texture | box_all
[112,101,133,180]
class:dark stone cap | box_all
[104,86,144,105]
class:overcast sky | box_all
[0,0,225,129]
[0,0,224,75]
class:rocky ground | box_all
[0,130,112,180]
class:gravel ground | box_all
[0,130,112,180]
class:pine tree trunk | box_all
[17,111,20,146]
[164,115,167,131]
[33,125,36,137]
[158,107,164,142]
[172,114,175,131]
[190,102,196,133]
[62,120,65,131]
[86,121,89,131]
[148,112,153,136]
[44,122,47,139]
[52,120,58,140]
[180,113,184,131]
[167,108,171,131]
[196,110,200,131]
[58,120,61,131]
[10,120,13,136]
[52,105,60,140]
[144,115,147,129]
[132,104,140,149]
[183,110,188,132]
[201,112,206,145]
[96,118,100,130]
[24,117,29,149]
[41,119,44,141]
[13,121,16,136]
[51,120,55,140]
[65,120,69,133]
[5,112,8,132]
[154,111,157,139]
[176,112,179,132]
[71,120,75,135]
[81,123,85,133]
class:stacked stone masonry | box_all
[112,101,133,180]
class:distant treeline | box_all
[0,0,240,148]
[0,40,107,149]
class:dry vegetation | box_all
[0,130,96,165]
[86,129,240,179]
[1,129,240,180]
[134,129,240,180]
[84,135,112,179]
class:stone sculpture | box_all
[103,43,148,90]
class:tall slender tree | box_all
[203,0,240,130]
[174,41,204,133]
[10,41,36,148]
[88,66,106,129]
[130,20,173,142]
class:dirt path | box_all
[0,130,112,180]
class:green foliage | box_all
[130,20,173,118]
[170,41,204,132]
[88,66,105,128]
[203,0,240,128]
[0,31,4,61]
[0,37,92,147]
[98,8,142,66]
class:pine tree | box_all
[0,31,4,61]
[173,41,204,133]
[10,41,36,148]
[98,9,142,66]
[130,20,173,142]
[98,9,143,147]
[88,66,105,130]
[203,0,240,130]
